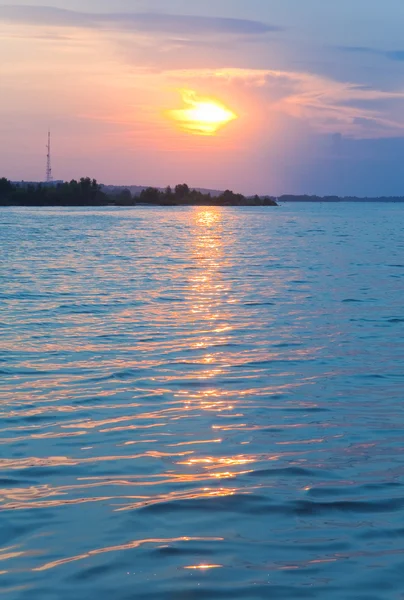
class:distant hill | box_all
[11,182,404,202]
[103,188,404,202]
[101,184,223,198]
[12,180,64,187]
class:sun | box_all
[168,89,237,136]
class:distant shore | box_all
[279,195,404,203]
[0,178,278,207]
[3,178,404,206]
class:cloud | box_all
[386,51,404,62]
[0,5,280,36]
[339,45,404,63]
[338,46,378,55]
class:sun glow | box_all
[168,90,237,135]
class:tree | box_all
[175,183,190,200]
[0,177,13,195]
[217,189,245,206]
[139,187,162,204]
[262,196,278,206]
[116,189,134,206]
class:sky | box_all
[2,0,404,195]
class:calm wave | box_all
[1,204,404,599]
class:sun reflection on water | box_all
[184,564,223,570]
[0,208,319,582]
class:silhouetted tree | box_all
[0,176,279,207]
[217,189,245,206]
[139,187,162,204]
[0,178,13,195]
[116,189,134,206]
[175,183,190,201]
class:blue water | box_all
[1,204,404,599]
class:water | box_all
[1,203,404,600]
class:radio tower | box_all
[46,130,53,183]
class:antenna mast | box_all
[46,130,53,183]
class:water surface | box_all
[1,204,404,599]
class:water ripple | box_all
[1,204,404,599]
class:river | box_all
[1,203,404,599]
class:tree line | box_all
[0,178,278,207]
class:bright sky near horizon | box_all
[2,0,404,195]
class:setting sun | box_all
[168,89,237,135]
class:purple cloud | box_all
[0,5,281,36]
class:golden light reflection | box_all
[179,456,255,467]
[0,450,194,471]
[175,208,246,458]
[116,486,237,512]
[168,90,237,135]
[167,439,222,448]
[184,564,223,570]
[196,209,221,227]
[0,470,252,512]
[33,537,223,572]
